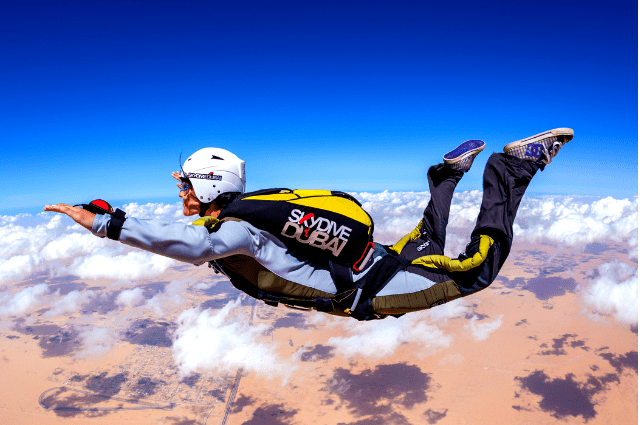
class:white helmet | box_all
[180,148,245,204]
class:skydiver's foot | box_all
[443,139,486,172]
[503,128,574,165]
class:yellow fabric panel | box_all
[411,235,494,272]
[388,219,423,254]
[242,190,371,226]
[190,216,220,229]
[289,197,372,226]
[244,193,299,201]
[244,189,332,201]
[289,189,333,197]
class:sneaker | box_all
[443,139,486,172]
[504,128,574,164]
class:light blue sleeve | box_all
[91,214,254,266]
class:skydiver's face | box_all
[179,186,201,216]
[172,172,200,217]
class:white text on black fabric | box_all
[280,208,353,257]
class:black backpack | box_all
[219,188,375,270]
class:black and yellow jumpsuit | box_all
[371,152,540,315]
[91,153,541,320]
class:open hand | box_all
[43,204,96,231]
[172,171,185,190]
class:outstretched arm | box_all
[45,202,255,265]
[44,204,96,231]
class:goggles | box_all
[179,178,192,192]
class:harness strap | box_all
[355,254,411,320]
[337,252,411,321]
[328,262,354,294]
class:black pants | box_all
[399,153,540,295]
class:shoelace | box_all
[539,141,563,165]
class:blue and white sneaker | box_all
[504,128,574,164]
[443,139,486,172]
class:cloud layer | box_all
[172,298,293,379]
[582,261,638,325]
[0,201,184,286]
[356,192,637,255]
[43,289,96,317]
[314,298,473,359]
[0,283,49,317]
[1,194,635,287]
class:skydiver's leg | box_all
[450,128,574,296]
[471,154,538,241]
[403,164,464,258]
[373,153,540,314]
[448,152,541,295]
[372,129,573,314]
[399,140,487,261]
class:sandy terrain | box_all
[0,241,636,425]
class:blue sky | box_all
[1,0,637,214]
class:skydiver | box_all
[44,128,574,320]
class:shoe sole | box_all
[443,139,486,164]
[504,128,574,153]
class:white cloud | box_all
[40,232,103,261]
[305,298,477,360]
[423,297,470,322]
[320,302,471,360]
[513,196,638,247]
[582,261,638,325]
[143,280,185,317]
[627,231,638,261]
[0,284,49,317]
[326,314,453,359]
[192,281,217,290]
[355,191,430,245]
[0,215,62,259]
[464,314,504,341]
[75,327,119,359]
[66,249,177,281]
[0,214,111,285]
[0,203,188,285]
[44,290,96,317]
[172,299,293,379]
[109,279,134,288]
[118,202,183,221]
[115,287,145,308]
[0,254,44,284]
[0,215,20,225]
